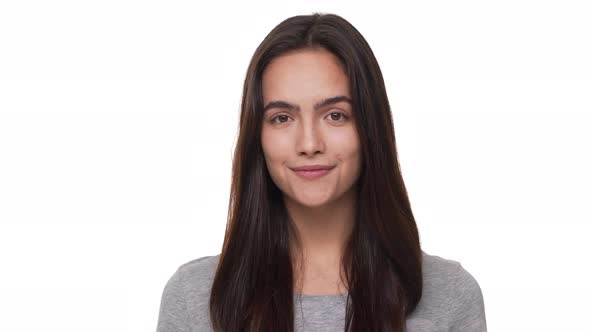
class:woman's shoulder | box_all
[410,250,487,331]
[421,250,467,278]
[420,250,483,296]
[157,254,222,331]
[171,254,221,294]
[176,254,221,278]
[161,254,221,302]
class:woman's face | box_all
[261,48,362,208]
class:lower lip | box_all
[293,168,333,180]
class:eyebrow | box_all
[263,95,353,113]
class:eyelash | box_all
[270,112,349,124]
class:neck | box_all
[285,187,357,294]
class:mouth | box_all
[291,165,335,180]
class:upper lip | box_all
[291,164,335,171]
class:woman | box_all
[157,13,487,332]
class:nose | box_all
[295,117,325,157]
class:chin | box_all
[291,191,338,208]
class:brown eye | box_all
[270,114,291,124]
[327,112,348,121]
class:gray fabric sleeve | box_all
[449,263,487,332]
[156,267,189,332]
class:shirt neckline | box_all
[295,292,349,299]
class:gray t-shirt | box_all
[156,251,487,331]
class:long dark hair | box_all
[209,13,422,331]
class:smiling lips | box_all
[291,164,335,180]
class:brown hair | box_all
[209,13,422,331]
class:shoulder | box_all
[421,251,479,289]
[173,254,221,297]
[157,254,221,332]
[409,251,487,331]
[176,254,221,280]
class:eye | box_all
[327,112,348,122]
[270,114,292,124]
[269,111,349,124]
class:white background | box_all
[1,0,588,331]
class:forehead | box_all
[261,48,350,102]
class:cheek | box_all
[333,130,361,160]
[261,130,288,163]
[338,133,362,176]
[261,128,274,158]
[261,136,283,185]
